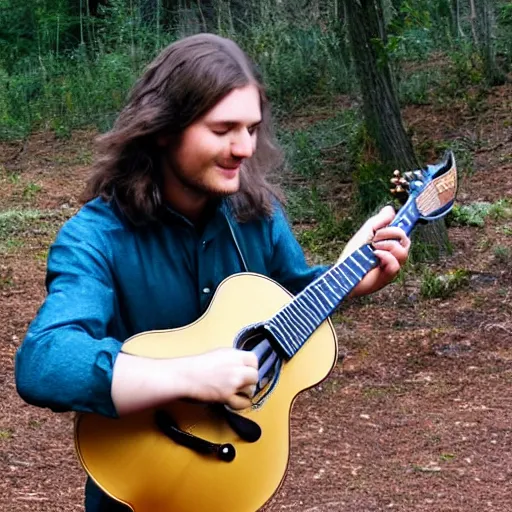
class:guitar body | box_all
[75,272,337,512]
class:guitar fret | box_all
[325,269,340,295]
[278,309,302,348]
[335,267,353,289]
[302,292,326,318]
[323,275,338,295]
[316,286,335,308]
[271,316,294,354]
[351,255,366,274]
[319,277,337,303]
[285,303,311,333]
[336,265,355,286]
[294,296,320,326]
[345,260,361,280]
[330,270,350,294]
[331,270,350,294]
[285,302,311,336]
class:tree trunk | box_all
[342,0,450,258]
[342,0,418,173]
[451,0,464,38]
[470,0,505,85]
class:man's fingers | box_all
[373,250,401,276]
[369,205,396,231]
[238,383,257,399]
[240,350,259,369]
[373,226,406,242]
[227,394,252,410]
[373,240,409,264]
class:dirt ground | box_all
[0,82,511,512]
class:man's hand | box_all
[183,348,259,410]
[338,205,410,298]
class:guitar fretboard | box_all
[265,245,378,358]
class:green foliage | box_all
[278,108,364,258]
[0,0,354,137]
[295,190,354,260]
[420,268,470,299]
[449,200,511,227]
[494,245,511,264]
[449,46,484,88]
[354,161,391,216]
[243,24,353,111]
[0,0,510,139]
[499,224,512,236]
[451,202,491,227]
[279,109,361,180]
[497,2,512,66]
[439,453,456,462]
[449,203,490,227]
[409,233,452,264]
[399,69,442,105]
[22,182,42,200]
[279,130,322,180]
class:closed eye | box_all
[248,123,261,135]
[210,121,261,136]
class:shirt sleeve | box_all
[268,205,329,295]
[15,219,122,418]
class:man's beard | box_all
[172,165,240,199]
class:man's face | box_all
[163,85,262,199]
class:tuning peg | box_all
[391,185,405,195]
[414,171,424,180]
[404,172,414,181]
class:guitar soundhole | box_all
[234,325,283,406]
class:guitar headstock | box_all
[391,150,457,222]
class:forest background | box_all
[1,1,512,511]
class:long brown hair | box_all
[82,33,284,223]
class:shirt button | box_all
[202,287,211,294]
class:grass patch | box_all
[279,109,364,259]
[399,68,443,106]
[494,245,511,264]
[420,268,471,299]
[439,453,456,462]
[22,182,42,200]
[0,428,14,440]
[0,208,61,252]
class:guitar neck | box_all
[390,195,421,237]
[264,244,376,358]
[264,200,421,359]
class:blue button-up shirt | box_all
[15,197,326,418]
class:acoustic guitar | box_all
[75,151,457,512]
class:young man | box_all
[15,33,410,511]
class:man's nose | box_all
[231,129,255,158]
